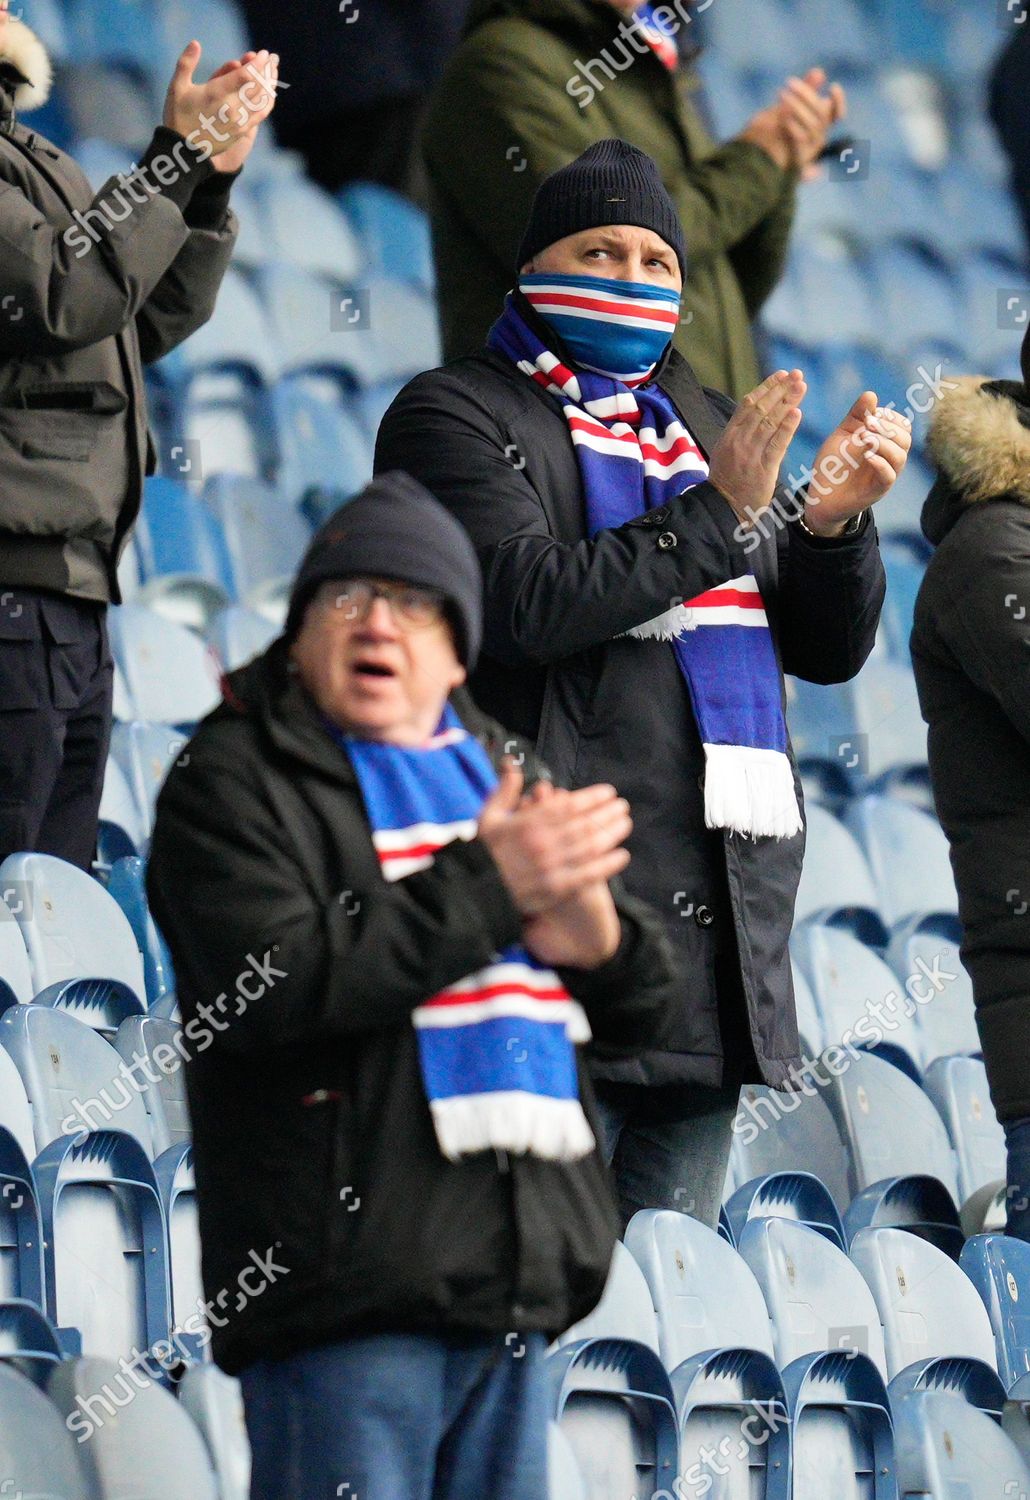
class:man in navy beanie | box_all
[377,140,912,1231]
[148,472,675,1499]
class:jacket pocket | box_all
[0,398,129,539]
[310,1087,361,1265]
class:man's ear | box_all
[450,662,468,691]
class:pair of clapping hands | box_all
[162,41,281,173]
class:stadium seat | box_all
[738,1216,889,1378]
[729,1083,854,1212]
[877,543,925,663]
[924,1057,1006,1206]
[791,962,825,1056]
[106,856,174,1006]
[114,1017,188,1158]
[792,804,887,946]
[624,1210,775,1368]
[844,795,958,929]
[108,606,221,726]
[0,1055,45,1310]
[960,1235,1030,1394]
[822,1050,960,1202]
[725,1172,848,1251]
[63,0,162,73]
[48,1355,219,1497]
[0,852,146,1022]
[556,1242,660,1354]
[0,1360,89,1499]
[846,661,930,790]
[892,1388,1030,1499]
[843,1174,964,1259]
[98,755,147,859]
[0,904,34,1006]
[251,175,364,282]
[786,1350,896,1499]
[59,61,154,150]
[548,1422,587,1500]
[162,265,280,388]
[338,181,435,290]
[548,1338,679,1500]
[135,478,236,632]
[72,135,137,190]
[791,924,925,1078]
[850,1226,1001,1388]
[770,236,878,347]
[0,1300,63,1386]
[886,922,981,1063]
[154,1143,203,1362]
[867,242,964,350]
[180,1364,252,1500]
[270,375,375,503]
[202,475,311,600]
[110,722,189,844]
[179,370,274,482]
[207,606,279,673]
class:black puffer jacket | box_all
[911,373,1030,1121]
[376,335,886,1093]
[147,644,675,1374]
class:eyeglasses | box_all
[315,578,447,630]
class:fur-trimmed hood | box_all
[922,374,1030,545]
[0,16,53,113]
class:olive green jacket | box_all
[422,0,798,397]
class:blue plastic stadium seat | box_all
[846,661,930,788]
[792,804,887,946]
[98,754,146,860]
[207,605,279,674]
[877,543,926,663]
[0,1300,62,1386]
[962,250,1030,377]
[135,476,236,632]
[0,852,146,1023]
[940,166,1026,261]
[154,0,252,79]
[338,182,435,291]
[270,376,375,504]
[780,237,879,347]
[924,1057,1006,1207]
[844,795,958,931]
[59,61,154,149]
[106,856,174,1006]
[785,678,868,808]
[823,1050,960,1202]
[202,475,311,599]
[729,1083,854,1212]
[548,1338,679,1500]
[786,1351,896,1500]
[791,924,925,1079]
[738,1216,888,1377]
[548,1423,587,1500]
[251,176,364,282]
[110,721,189,845]
[108,606,222,726]
[71,135,137,191]
[851,1226,1002,1399]
[702,0,799,77]
[179,371,275,485]
[0,1052,45,1310]
[48,1355,219,1496]
[961,1234,1030,1393]
[179,1364,253,1500]
[867,242,963,351]
[0,905,34,1007]
[163,266,281,390]
[886,923,981,1063]
[63,0,162,73]
[844,1175,964,1260]
[0,1360,88,1498]
[893,1388,1030,1499]
[792,962,825,1056]
[556,1242,660,1354]
[114,1017,188,1158]
[787,0,876,72]
[154,1143,204,1362]
[726,1172,848,1251]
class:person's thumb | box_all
[174,40,201,87]
[482,760,524,822]
[848,389,877,423]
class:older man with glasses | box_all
[146,471,675,1500]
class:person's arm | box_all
[424,27,793,281]
[374,370,745,666]
[932,510,1030,747]
[133,135,240,365]
[776,510,885,683]
[726,180,798,319]
[556,884,675,1051]
[147,748,526,1055]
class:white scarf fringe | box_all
[623,602,699,641]
[702,743,804,840]
[430,1092,597,1162]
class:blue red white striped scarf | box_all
[633,2,679,70]
[488,294,803,840]
[340,709,596,1162]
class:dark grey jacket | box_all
[376,329,886,1093]
[0,24,237,604]
[912,374,1030,1121]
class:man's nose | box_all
[360,596,400,635]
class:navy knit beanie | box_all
[516,139,688,279]
[285,472,483,668]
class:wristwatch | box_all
[798,510,866,539]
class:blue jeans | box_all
[592,1082,741,1230]
[1006,1117,1030,1242]
[240,1331,549,1500]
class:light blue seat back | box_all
[202,476,311,598]
[252,176,364,282]
[556,1241,660,1355]
[110,722,189,844]
[792,925,925,1075]
[960,1234,1030,1392]
[793,806,884,941]
[108,606,221,726]
[738,1217,888,1379]
[114,1018,189,1158]
[924,1057,1006,1205]
[850,1226,997,1380]
[99,755,147,853]
[0,906,34,1005]
[844,795,957,928]
[730,1084,853,1212]
[0,1360,93,1499]
[270,376,374,502]
[338,182,435,290]
[823,1050,959,1202]
[548,1423,587,1500]
[207,605,279,673]
[791,962,824,1056]
[0,1047,37,1167]
[893,1389,1030,1500]
[179,1364,252,1500]
[624,1209,774,1369]
[169,266,280,386]
[887,924,981,1063]
[155,1146,202,1353]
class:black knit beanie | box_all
[285,472,483,668]
[516,138,688,279]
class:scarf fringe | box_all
[624,602,699,641]
[430,1092,597,1162]
[702,743,803,840]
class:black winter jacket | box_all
[0,22,237,604]
[911,374,1030,1121]
[146,644,676,1373]
[375,333,886,1092]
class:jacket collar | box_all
[0,18,52,119]
[923,375,1030,544]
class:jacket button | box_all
[657,531,678,550]
[694,904,715,928]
